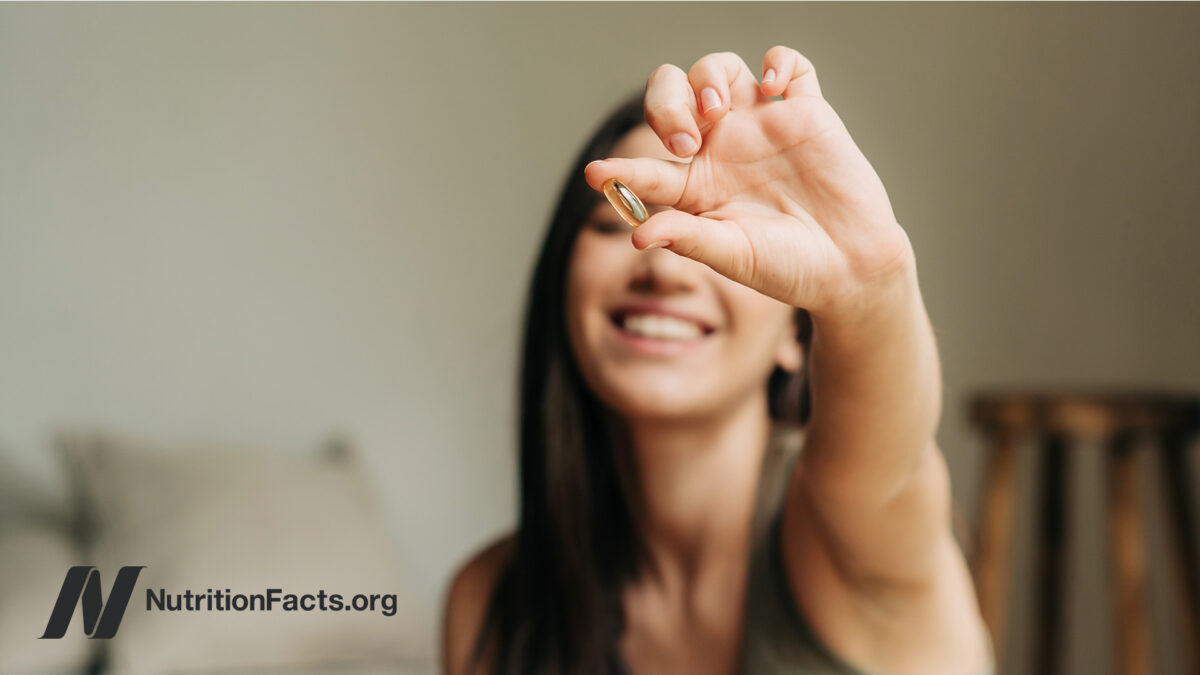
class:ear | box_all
[774,312,804,374]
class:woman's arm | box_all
[779,248,993,673]
[800,254,946,584]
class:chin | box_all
[593,375,716,422]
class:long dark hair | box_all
[470,91,814,674]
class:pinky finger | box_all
[761,45,823,100]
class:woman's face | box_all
[566,124,803,423]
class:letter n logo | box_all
[39,566,145,639]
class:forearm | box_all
[802,254,943,505]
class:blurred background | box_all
[1,3,1197,675]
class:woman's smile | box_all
[607,299,718,358]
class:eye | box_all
[586,219,633,236]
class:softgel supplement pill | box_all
[602,178,649,228]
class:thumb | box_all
[631,210,755,286]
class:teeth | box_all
[621,313,703,340]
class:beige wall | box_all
[1,3,1198,673]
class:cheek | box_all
[721,287,796,370]
[565,237,618,358]
[567,234,605,302]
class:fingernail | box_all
[644,240,671,250]
[763,68,776,84]
[701,87,721,113]
[669,132,697,156]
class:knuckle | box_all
[689,52,729,78]
[796,52,816,74]
[719,51,750,76]
[763,45,791,66]
[643,102,690,128]
[647,63,680,84]
[787,49,815,76]
[645,170,662,194]
[765,45,815,74]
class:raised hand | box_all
[584,47,916,319]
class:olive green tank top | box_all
[735,422,874,674]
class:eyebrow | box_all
[585,203,627,221]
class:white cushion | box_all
[57,431,432,675]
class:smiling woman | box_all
[442,46,992,675]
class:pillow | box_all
[57,431,432,675]
[0,518,93,675]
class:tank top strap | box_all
[749,422,805,548]
[739,422,879,675]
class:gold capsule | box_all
[601,178,648,228]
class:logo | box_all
[39,566,145,639]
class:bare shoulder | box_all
[441,532,517,675]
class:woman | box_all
[443,47,993,675]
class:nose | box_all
[629,244,701,295]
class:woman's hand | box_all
[584,47,915,318]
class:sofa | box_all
[0,430,436,675]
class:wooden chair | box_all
[968,390,1200,675]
